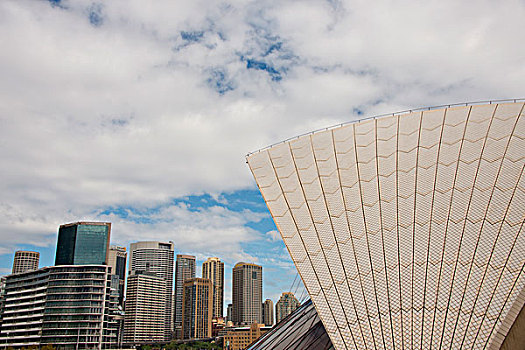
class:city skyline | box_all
[2,225,296,317]
[0,220,300,348]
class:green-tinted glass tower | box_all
[55,222,111,265]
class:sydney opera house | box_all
[247,100,525,349]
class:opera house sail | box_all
[247,101,525,349]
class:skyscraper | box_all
[174,254,196,338]
[275,293,300,324]
[182,278,213,339]
[263,299,274,326]
[55,222,111,265]
[128,241,174,341]
[232,262,262,325]
[247,100,525,349]
[123,271,167,345]
[202,257,224,319]
[108,245,127,307]
[12,250,39,274]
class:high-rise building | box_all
[174,254,195,338]
[123,271,167,345]
[247,100,525,349]
[0,265,119,349]
[128,241,174,341]
[55,222,111,265]
[108,245,127,307]
[263,299,274,326]
[275,293,300,324]
[232,262,262,326]
[12,250,39,274]
[202,257,224,319]
[182,278,213,339]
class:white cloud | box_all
[97,203,265,265]
[266,230,281,242]
[0,0,524,257]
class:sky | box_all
[0,0,524,307]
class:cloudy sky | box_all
[0,0,524,305]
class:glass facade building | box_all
[55,222,111,266]
[247,101,525,349]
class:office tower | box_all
[263,299,274,326]
[226,303,233,323]
[55,221,111,265]
[275,293,300,324]
[182,278,213,339]
[0,265,118,349]
[108,245,127,307]
[247,100,525,349]
[174,254,196,338]
[232,262,262,325]
[12,250,39,274]
[128,241,174,341]
[202,257,224,319]
[123,271,167,345]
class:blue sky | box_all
[0,0,523,306]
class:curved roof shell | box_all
[247,101,525,349]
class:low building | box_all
[211,317,225,337]
[0,265,119,349]
[223,322,271,350]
